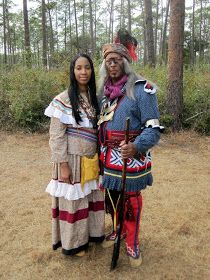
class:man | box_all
[98,30,163,267]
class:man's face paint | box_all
[105,53,125,83]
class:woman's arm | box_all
[49,117,72,183]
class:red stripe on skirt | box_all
[89,201,104,212]
[52,207,59,218]
[52,207,89,223]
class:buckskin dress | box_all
[44,90,105,255]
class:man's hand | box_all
[60,162,72,184]
[119,141,137,159]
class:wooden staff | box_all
[110,117,130,270]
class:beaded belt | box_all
[66,127,97,143]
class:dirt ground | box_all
[0,131,209,280]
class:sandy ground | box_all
[0,131,210,280]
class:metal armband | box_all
[145,119,160,128]
[144,119,164,132]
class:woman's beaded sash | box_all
[66,127,97,143]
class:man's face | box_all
[105,53,125,83]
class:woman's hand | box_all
[60,162,72,184]
[119,141,137,159]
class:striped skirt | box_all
[52,190,105,255]
[47,131,105,254]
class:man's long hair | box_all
[68,53,99,124]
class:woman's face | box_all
[74,57,92,88]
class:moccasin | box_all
[129,253,142,268]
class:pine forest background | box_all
[0,0,210,134]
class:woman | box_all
[44,54,105,257]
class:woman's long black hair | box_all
[68,53,99,125]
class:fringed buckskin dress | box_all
[44,90,105,255]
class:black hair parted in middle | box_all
[68,53,99,125]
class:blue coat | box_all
[99,80,162,192]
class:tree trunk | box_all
[190,0,195,66]
[144,0,155,67]
[167,0,185,132]
[127,0,131,33]
[89,0,94,55]
[73,0,79,52]
[140,0,147,65]
[64,9,67,51]
[120,0,125,29]
[203,1,209,64]
[199,0,203,63]
[109,0,114,42]
[37,41,40,66]
[55,4,59,51]
[6,0,12,64]
[159,0,163,58]
[3,0,7,64]
[154,0,159,57]
[160,0,170,64]
[82,0,85,49]
[42,0,47,67]
[47,0,55,63]
[68,0,72,56]
[23,0,32,67]
[13,27,17,64]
